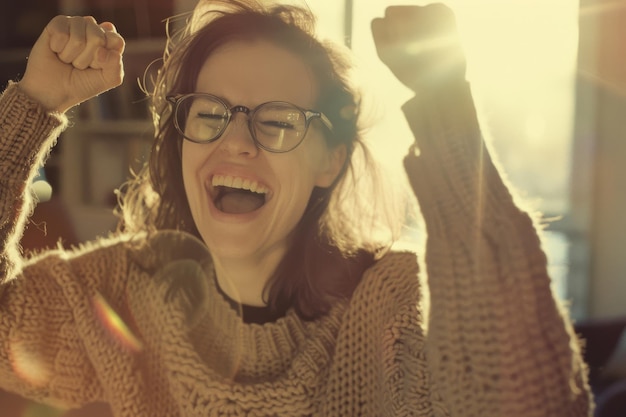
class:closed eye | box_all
[260,120,296,129]
[197,113,227,121]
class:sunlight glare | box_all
[453,0,579,215]
[345,0,578,217]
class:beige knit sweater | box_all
[0,81,593,416]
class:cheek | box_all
[274,143,328,215]
[277,147,322,191]
[181,141,210,175]
[181,145,194,190]
[298,134,332,183]
[181,142,209,203]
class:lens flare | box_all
[8,337,52,388]
[92,292,143,352]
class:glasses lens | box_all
[176,95,228,142]
[253,103,307,151]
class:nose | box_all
[217,113,259,157]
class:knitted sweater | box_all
[0,81,593,416]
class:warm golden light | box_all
[337,1,578,214]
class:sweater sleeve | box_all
[0,83,125,408]
[0,82,68,286]
[402,81,594,416]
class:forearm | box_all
[403,82,593,416]
[0,82,68,283]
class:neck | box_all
[212,247,285,307]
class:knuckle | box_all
[49,15,67,26]
[66,36,87,51]
[106,32,125,50]
[48,16,70,37]
[88,33,107,48]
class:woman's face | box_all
[181,39,345,267]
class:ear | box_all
[314,144,347,188]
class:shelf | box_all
[68,119,154,136]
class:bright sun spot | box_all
[312,0,578,218]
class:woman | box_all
[0,0,593,416]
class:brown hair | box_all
[119,0,402,319]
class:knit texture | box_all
[0,82,593,416]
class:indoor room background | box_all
[1,0,625,415]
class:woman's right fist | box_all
[18,16,125,113]
[372,5,466,94]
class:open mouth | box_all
[212,175,269,214]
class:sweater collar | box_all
[127,258,348,399]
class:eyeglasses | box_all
[166,93,334,153]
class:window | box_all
[312,0,584,317]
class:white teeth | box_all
[212,175,268,194]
